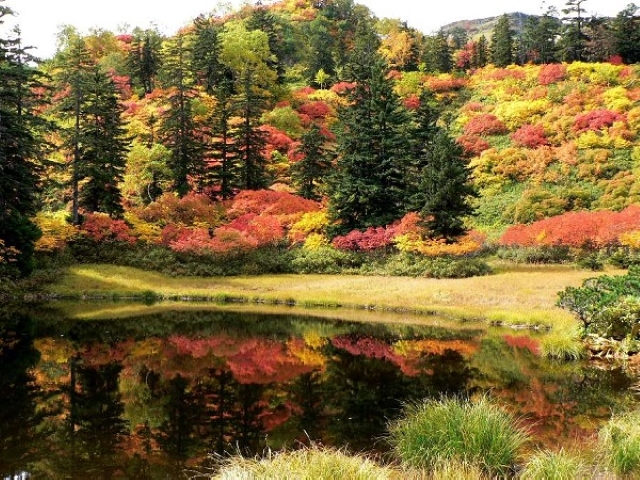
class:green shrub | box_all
[520,449,591,480]
[290,246,362,274]
[558,266,640,339]
[598,410,640,476]
[496,246,572,264]
[388,395,529,477]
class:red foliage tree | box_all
[331,225,397,251]
[298,100,331,120]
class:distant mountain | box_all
[440,12,537,39]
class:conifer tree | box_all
[0,4,47,275]
[490,14,515,67]
[407,90,476,240]
[159,33,205,196]
[327,23,410,233]
[612,4,640,64]
[127,29,162,96]
[559,0,589,62]
[292,123,331,201]
[77,67,129,216]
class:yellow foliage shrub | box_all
[393,231,484,257]
[494,99,550,129]
[34,211,78,252]
[302,233,329,250]
[620,231,640,249]
[124,212,163,244]
[289,211,329,243]
[0,239,20,264]
[603,86,633,111]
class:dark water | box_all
[0,302,638,479]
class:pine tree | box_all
[77,67,129,216]
[612,4,640,64]
[190,15,224,94]
[159,33,205,196]
[0,4,47,275]
[126,29,162,96]
[559,0,589,62]
[407,90,475,240]
[490,14,515,67]
[292,123,331,200]
[327,23,410,233]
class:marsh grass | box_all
[540,329,586,360]
[519,449,592,479]
[598,409,640,476]
[48,263,600,331]
[213,446,399,480]
[387,396,529,477]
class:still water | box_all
[1,302,638,479]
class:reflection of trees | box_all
[324,336,475,452]
[52,358,129,479]
[290,370,325,443]
[0,311,44,478]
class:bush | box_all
[388,395,529,477]
[496,246,572,264]
[290,246,362,274]
[557,266,640,339]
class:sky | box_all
[9,0,635,59]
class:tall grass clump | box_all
[598,409,640,476]
[387,395,529,477]
[213,446,398,480]
[519,449,591,480]
[540,331,585,361]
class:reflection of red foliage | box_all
[168,335,317,384]
[499,204,640,248]
[331,335,421,376]
[503,335,541,356]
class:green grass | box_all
[387,395,530,477]
[519,449,592,480]
[598,409,640,477]
[213,446,400,480]
[540,328,586,361]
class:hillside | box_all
[440,11,536,39]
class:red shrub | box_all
[499,205,640,249]
[425,76,467,92]
[512,124,549,148]
[330,81,357,94]
[332,226,397,251]
[80,213,137,244]
[464,114,508,136]
[298,100,331,119]
[538,63,566,85]
[227,190,320,220]
[573,110,626,133]
[456,134,491,156]
[404,95,421,110]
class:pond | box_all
[1,302,638,479]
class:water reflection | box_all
[0,303,638,478]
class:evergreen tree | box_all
[422,32,452,73]
[406,90,476,240]
[246,2,287,84]
[612,4,640,64]
[126,29,162,96]
[472,35,489,68]
[206,78,240,199]
[190,15,224,94]
[55,36,94,225]
[304,14,337,86]
[159,33,205,196]
[292,123,331,200]
[327,24,410,233]
[77,67,129,216]
[518,10,560,64]
[490,14,515,67]
[0,4,46,275]
[559,0,589,62]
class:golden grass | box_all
[47,263,615,329]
